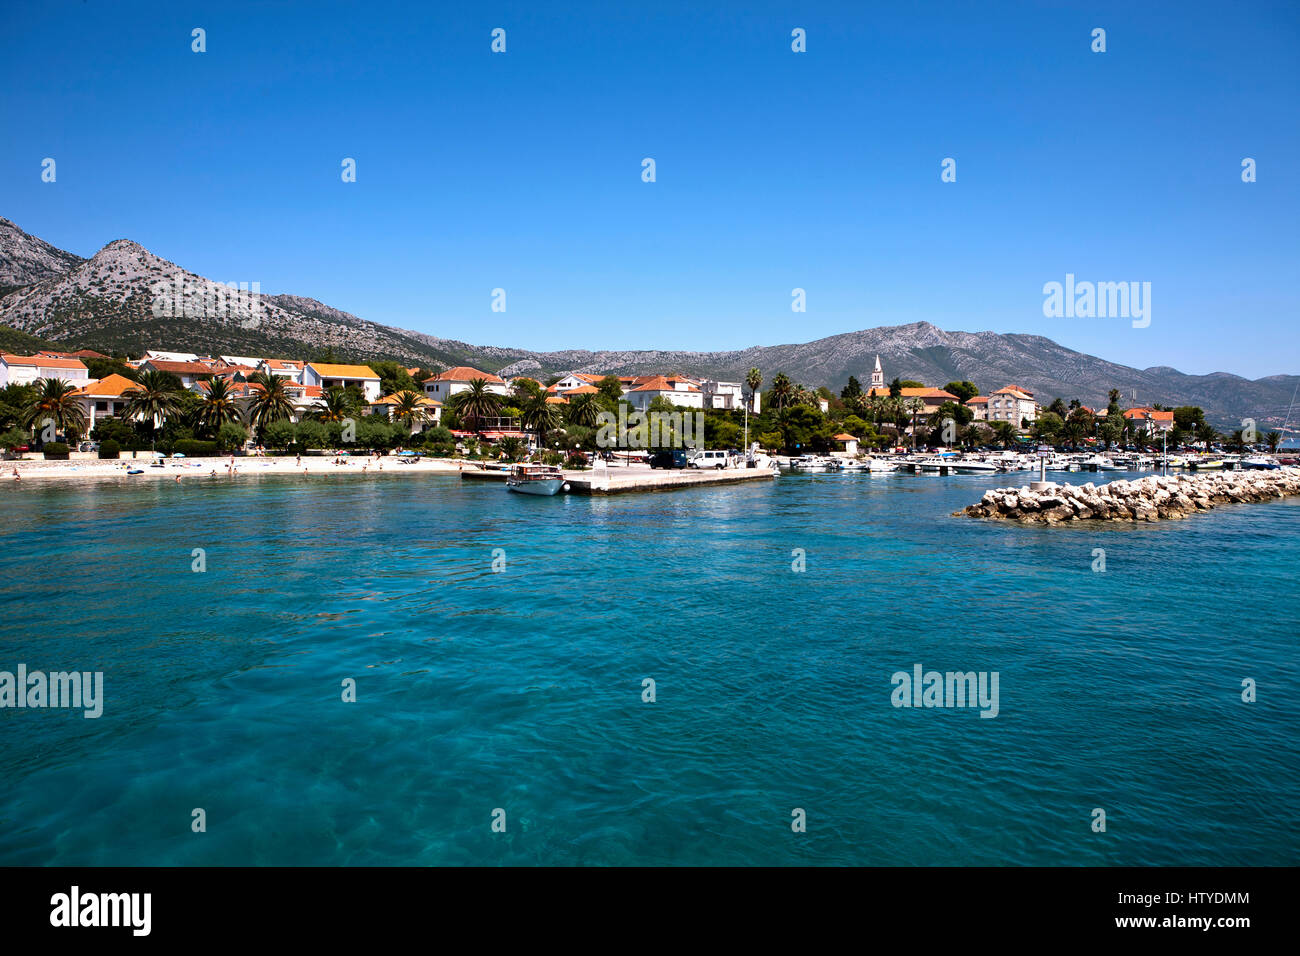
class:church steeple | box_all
[870,354,885,391]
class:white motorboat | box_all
[949,459,1000,474]
[1082,455,1123,471]
[790,455,832,470]
[506,463,567,495]
[866,458,899,472]
[1242,456,1281,470]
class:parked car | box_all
[649,449,690,469]
[689,449,729,470]
[78,441,99,453]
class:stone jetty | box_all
[955,468,1300,524]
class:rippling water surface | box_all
[1,470,1297,865]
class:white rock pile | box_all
[956,468,1300,524]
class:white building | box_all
[144,349,199,363]
[260,359,306,383]
[71,374,140,435]
[549,373,604,394]
[626,375,704,411]
[303,363,381,402]
[422,366,509,403]
[699,380,761,413]
[1,354,91,387]
[367,393,443,432]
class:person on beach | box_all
[296,455,301,467]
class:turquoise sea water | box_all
[1,470,1297,866]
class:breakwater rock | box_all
[955,468,1300,524]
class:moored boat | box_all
[506,463,567,495]
[1242,456,1281,470]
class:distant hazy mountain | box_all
[0,216,1294,428]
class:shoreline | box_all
[4,454,478,482]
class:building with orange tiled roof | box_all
[1,353,91,387]
[422,366,508,403]
[366,392,443,430]
[71,374,141,433]
[37,348,110,361]
[139,358,221,387]
[986,385,1039,427]
[1123,407,1175,432]
[303,362,381,402]
[965,395,989,420]
[260,358,306,383]
[626,375,704,411]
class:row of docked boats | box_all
[786,451,1289,475]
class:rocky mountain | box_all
[1,217,1295,428]
[0,217,85,292]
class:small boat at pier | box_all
[506,463,567,496]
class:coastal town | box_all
[0,343,1292,488]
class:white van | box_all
[689,449,730,470]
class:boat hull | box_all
[507,478,566,496]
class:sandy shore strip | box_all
[3,454,480,481]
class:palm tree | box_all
[1228,429,1247,453]
[992,420,1017,449]
[197,377,243,435]
[1194,422,1218,448]
[905,397,925,450]
[567,392,600,428]
[497,436,526,462]
[744,367,762,450]
[770,373,794,411]
[120,370,181,444]
[864,395,883,427]
[1265,431,1282,453]
[449,378,502,433]
[23,378,88,442]
[246,371,296,437]
[391,390,427,435]
[520,392,561,451]
[313,386,356,424]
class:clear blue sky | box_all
[2,1,1297,378]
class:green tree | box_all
[595,376,623,409]
[840,376,863,400]
[246,371,296,437]
[448,378,502,433]
[314,386,357,424]
[1031,411,1064,443]
[497,436,526,461]
[943,381,980,404]
[216,421,249,452]
[520,392,561,449]
[369,360,417,397]
[197,377,243,436]
[1,426,30,453]
[769,372,795,411]
[992,420,1017,449]
[120,370,180,444]
[567,392,600,428]
[295,420,328,450]
[22,378,88,442]
[263,419,296,450]
[390,390,428,435]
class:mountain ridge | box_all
[1,217,1295,429]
